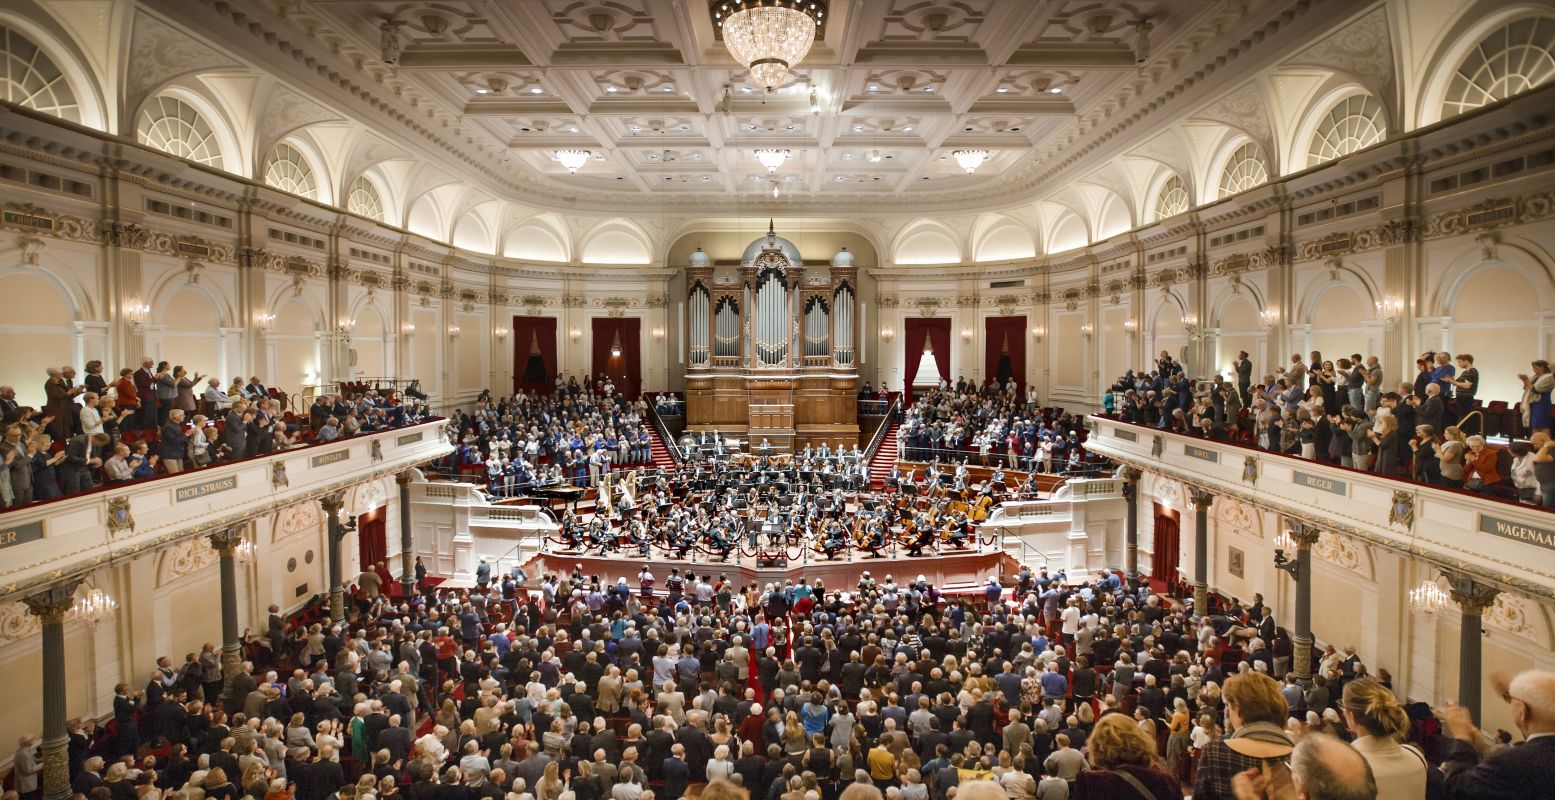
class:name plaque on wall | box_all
[1114,429,1137,442]
[1183,445,1219,462]
[397,432,424,447]
[1479,514,1555,551]
[311,450,352,468]
[1292,470,1347,496]
[176,475,237,502]
[0,520,43,549]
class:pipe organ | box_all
[684,227,861,452]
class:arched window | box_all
[0,25,79,122]
[347,176,384,221]
[1442,17,1555,119]
[264,142,319,199]
[1218,142,1268,198]
[1308,94,1386,165]
[137,95,223,167]
[1155,175,1188,220]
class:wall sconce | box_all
[960,327,974,341]
[568,328,582,341]
[1123,318,1137,335]
[1031,325,1045,342]
[1080,323,1094,337]
[1408,578,1452,615]
[651,326,666,340]
[1375,296,1404,329]
[126,302,151,334]
[610,343,622,357]
[1181,314,1203,341]
[448,325,462,337]
[337,319,356,334]
[1258,309,1278,331]
[494,326,510,340]
[402,322,416,333]
[880,327,896,341]
[256,312,276,333]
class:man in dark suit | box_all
[1442,669,1555,799]
[61,433,107,494]
[378,715,412,764]
[132,359,157,431]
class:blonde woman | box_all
[1074,713,1180,797]
[1342,679,1439,800]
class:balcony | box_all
[1084,417,1555,598]
[0,419,453,603]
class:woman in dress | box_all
[1521,359,1554,434]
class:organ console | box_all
[684,223,862,454]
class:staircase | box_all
[868,419,899,490]
[645,425,677,475]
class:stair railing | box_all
[644,400,685,466]
[862,395,903,463]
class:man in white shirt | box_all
[1060,599,1082,646]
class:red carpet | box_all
[646,425,678,475]
[868,418,899,490]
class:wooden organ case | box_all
[684,225,860,453]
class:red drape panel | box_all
[511,316,558,394]
[356,510,386,569]
[591,318,643,398]
[902,321,929,405]
[1151,505,1180,586]
[984,316,1027,389]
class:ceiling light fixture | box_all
[1049,86,1063,94]
[754,147,791,172]
[952,149,989,174]
[555,149,591,173]
[531,87,544,94]
[714,1,827,92]
[866,149,882,162]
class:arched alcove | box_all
[581,227,652,265]
[1308,283,1371,360]
[1217,294,1261,378]
[451,214,495,254]
[0,270,73,405]
[894,228,962,265]
[1450,264,1542,404]
[504,224,569,262]
[351,305,388,379]
[158,288,222,380]
[1047,213,1088,254]
[270,300,319,389]
[973,222,1035,262]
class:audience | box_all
[0,362,426,508]
[896,383,1104,476]
[1106,350,1554,504]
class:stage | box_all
[515,546,1019,595]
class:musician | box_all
[820,523,848,560]
[862,519,887,558]
[758,438,773,455]
[945,511,971,549]
[901,466,917,494]
[886,465,901,492]
[906,517,936,557]
[802,442,813,460]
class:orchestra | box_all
[540,448,1042,562]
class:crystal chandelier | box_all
[714,1,827,91]
[755,148,791,172]
[69,588,119,626]
[555,149,591,173]
[1409,578,1453,615]
[953,149,990,174]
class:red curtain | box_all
[903,318,950,404]
[356,509,386,569]
[985,316,1027,390]
[903,322,928,405]
[591,317,642,398]
[511,316,558,394]
[1151,505,1180,585]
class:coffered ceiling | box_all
[286,0,1218,205]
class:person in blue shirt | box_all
[1040,662,1068,701]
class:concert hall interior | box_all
[4,1,1555,799]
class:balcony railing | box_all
[1085,416,1555,599]
[0,418,453,604]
